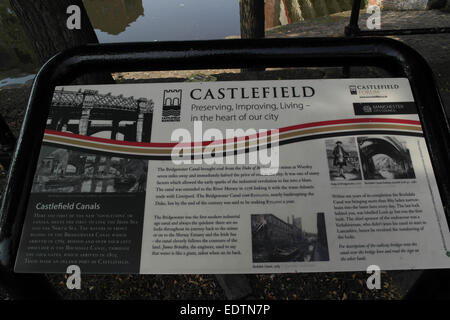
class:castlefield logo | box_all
[162,89,182,122]
[349,83,400,98]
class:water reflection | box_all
[87,0,240,43]
[0,0,357,84]
[84,0,145,35]
[85,0,356,43]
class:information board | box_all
[15,78,450,274]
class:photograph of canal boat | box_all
[357,136,416,180]
[251,212,329,263]
[31,145,148,193]
[325,137,362,181]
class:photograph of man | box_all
[325,138,362,181]
[333,141,349,179]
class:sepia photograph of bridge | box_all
[357,136,416,180]
[251,212,329,263]
[32,145,148,193]
[48,88,154,142]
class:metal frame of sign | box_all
[0,37,449,299]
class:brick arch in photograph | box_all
[358,136,414,179]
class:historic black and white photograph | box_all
[32,145,148,193]
[251,212,329,263]
[325,137,362,181]
[48,88,154,142]
[357,136,416,180]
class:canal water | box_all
[0,0,357,87]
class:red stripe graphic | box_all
[44,118,422,148]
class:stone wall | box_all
[265,0,448,29]
[265,0,358,28]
